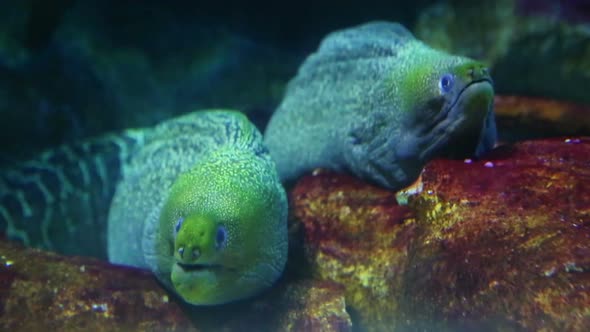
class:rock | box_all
[0,239,197,332]
[0,237,352,331]
[406,137,590,331]
[186,279,351,331]
[414,0,590,105]
[268,280,351,332]
[292,138,590,331]
[494,95,590,141]
[291,170,416,330]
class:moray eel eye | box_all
[439,73,454,93]
[215,225,227,249]
[174,217,184,235]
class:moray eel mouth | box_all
[174,260,238,275]
[447,78,492,115]
[170,260,241,304]
[176,262,225,273]
[420,78,494,160]
[172,260,239,281]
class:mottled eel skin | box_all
[0,132,138,258]
[1,110,288,305]
[265,21,497,190]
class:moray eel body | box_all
[1,110,287,305]
[264,21,497,190]
[0,132,139,258]
[108,110,287,305]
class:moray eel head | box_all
[396,53,495,160]
[416,60,495,160]
[154,147,287,305]
[381,52,495,186]
[353,47,496,190]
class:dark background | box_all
[0,0,588,164]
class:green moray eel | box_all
[108,110,287,305]
[264,21,497,190]
[0,110,288,305]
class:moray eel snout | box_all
[170,214,233,293]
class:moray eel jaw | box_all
[420,77,494,160]
[170,261,235,304]
[175,262,224,272]
[172,262,218,283]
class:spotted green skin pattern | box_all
[264,21,497,190]
[108,110,287,305]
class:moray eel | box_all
[108,110,287,305]
[1,110,287,305]
[264,21,497,190]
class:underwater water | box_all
[0,0,589,331]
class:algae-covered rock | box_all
[405,137,590,331]
[187,279,351,331]
[291,170,416,330]
[292,138,590,331]
[0,238,352,331]
[0,239,196,332]
[270,280,351,332]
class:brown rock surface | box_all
[495,95,590,141]
[271,280,351,332]
[291,170,416,330]
[186,279,351,332]
[292,138,590,331]
[0,240,197,332]
[0,238,352,331]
